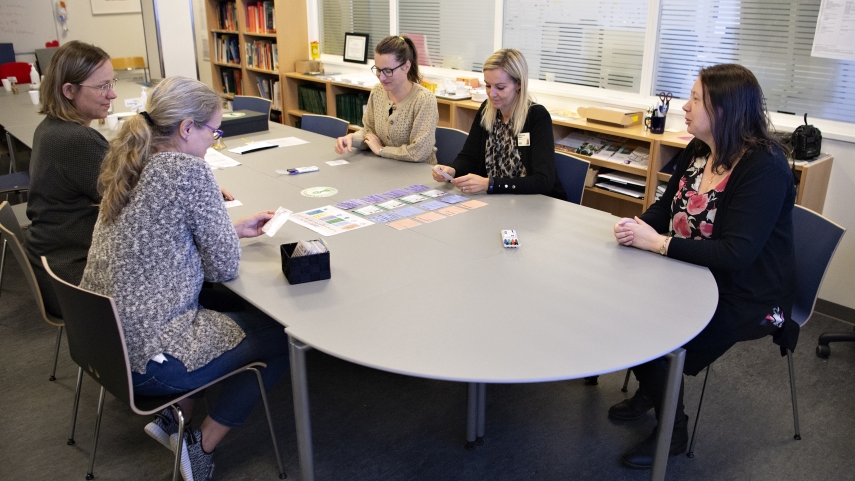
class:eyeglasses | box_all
[76,79,118,97]
[204,123,224,140]
[370,61,406,77]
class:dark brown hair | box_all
[694,63,783,172]
[375,35,421,84]
[38,41,111,124]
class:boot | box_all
[620,413,689,469]
[608,389,654,421]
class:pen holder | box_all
[644,115,666,134]
[281,242,331,285]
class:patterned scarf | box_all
[485,118,526,179]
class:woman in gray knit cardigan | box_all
[80,76,286,481]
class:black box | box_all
[280,242,331,285]
[220,110,269,137]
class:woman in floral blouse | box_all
[610,64,796,469]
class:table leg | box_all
[650,348,686,481]
[289,336,315,481]
[6,131,16,174]
[476,383,486,446]
[465,383,477,450]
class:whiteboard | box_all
[0,0,59,54]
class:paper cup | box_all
[106,114,119,130]
[28,89,39,105]
[1,79,10,92]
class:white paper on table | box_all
[228,142,276,154]
[290,205,374,237]
[325,159,349,166]
[204,148,241,169]
[262,206,292,237]
[224,200,243,209]
[266,137,310,147]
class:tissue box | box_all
[295,60,324,74]
[280,242,331,285]
[577,107,644,127]
[220,110,269,137]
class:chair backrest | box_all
[301,113,349,138]
[0,62,33,84]
[111,56,146,70]
[34,48,58,74]
[43,257,134,407]
[790,205,845,326]
[0,43,15,65]
[554,152,591,204]
[0,219,60,326]
[232,95,272,115]
[435,127,468,166]
[0,200,24,241]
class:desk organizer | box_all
[281,242,331,285]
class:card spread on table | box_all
[223,200,243,209]
[438,194,469,204]
[399,194,427,204]
[392,206,425,217]
[334,199,367,210]
[325,159,349,166]
[388,218,421,230]
[418,200,449,211]
[404,184,430,193]
[437,206,466,216]
[414,212,445,223]
[420,189,447,198]
[376,199,405,210]
[360,194,388,203]
[459,200,488,209]
[353,205,384,216]
[381,189,410,199]
[368,212,403,224]
[262,207,292,237]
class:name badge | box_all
[517,132,530,147]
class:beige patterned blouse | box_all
[351,83,438,164]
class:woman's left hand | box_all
[364,133,384,155]
[220,186,234,201]
[452,174,489,194]
[233,210,275,239]
[626,216,667,253]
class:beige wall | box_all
[55,0,145,59]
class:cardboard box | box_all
[577,106,644,127]
[295,60,324,74]
[456,77,480,88]
[220,110,269,137]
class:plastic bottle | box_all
[29,64,39,86]
[138,86,148,111]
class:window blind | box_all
[398,0,495,72]
[503,0,648,92]
[655,0,855,123]
[319,0,390,60]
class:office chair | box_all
[0,170,29,203]
[34,48,58,75]
[43,258,287,481]
[301,113,349,138]
[686,205,845,456]
[233,95,272,116]
[0,62,33,84]
[816,328,855,358]
[554,152,590,204]
[435,127,468,166]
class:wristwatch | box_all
[659,236,671,256]
[488,177,495,194]
[378,148,384,157]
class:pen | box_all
[286,166,319,175]
[241,138,253,143]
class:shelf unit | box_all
[204,0,308,115]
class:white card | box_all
[325,159,349,166]
[262,206,292,237]
[517,132,530,146]
[353,205,383,216]
[377,199,405,210]
[421,189,447,198]
[399,194,427,204]
[223,200,243,209]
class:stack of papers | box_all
[292,239,329,257]
[595,171,646,199]
[204,149,241,169]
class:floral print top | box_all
[668,154,785,329]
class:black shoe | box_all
[620,414,689,470]
[608,390,654,421]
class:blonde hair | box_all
[38,41,111,124]
[98,76,222,224]
[480,49,531,137]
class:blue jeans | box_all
[131,310,289,428]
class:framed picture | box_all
[90,0,141,15]
[343,33,369,64]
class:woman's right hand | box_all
[233,211,275,239]
[334,134,354,154]
[614,218,637,246]
[432,165,456,183]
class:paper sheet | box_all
[290,205,374,236]
[266,137,310,147]
[223,200,243,209]
[387,218,421,230]
[262,207,292,237]
[204,148,241,169]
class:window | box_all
[655,0,855,123]
[319,0,390,60]
[398,0,495,71]
[503,0,648,92]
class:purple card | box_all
[382,189,410,199]
[439,194,469,204]
[392,206,425,217]
[361,194,388,203]
[418,200,450,211]
[368,212,403,224]
[334,199,367,210]
[404,184,430,193]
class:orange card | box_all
[388,218,421,230]
[414,212,446,223]
[437,206,466,216]
[459,200,487,210]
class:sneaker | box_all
[144,409,180,451]
[170,428,215,481]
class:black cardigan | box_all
[641,139,797,345]
[451,101,566,199]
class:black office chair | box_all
[233,95,272,116]
[435,127,467,166]
[686,204,845,456]
[554,152,590,205]
[43,258,287,480]
[0,171,29,203]
[301,113,349,138]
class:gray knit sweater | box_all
[80,152,245,374]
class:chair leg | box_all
[68,367,83,445]
[172,405,186,481]
[0,237,7,299]
[787,350,801,440]
[86,386,107,480]
[687,365,712,458]
[50,326,63,381]
[250,367,286,479]
[621,369,631,392]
